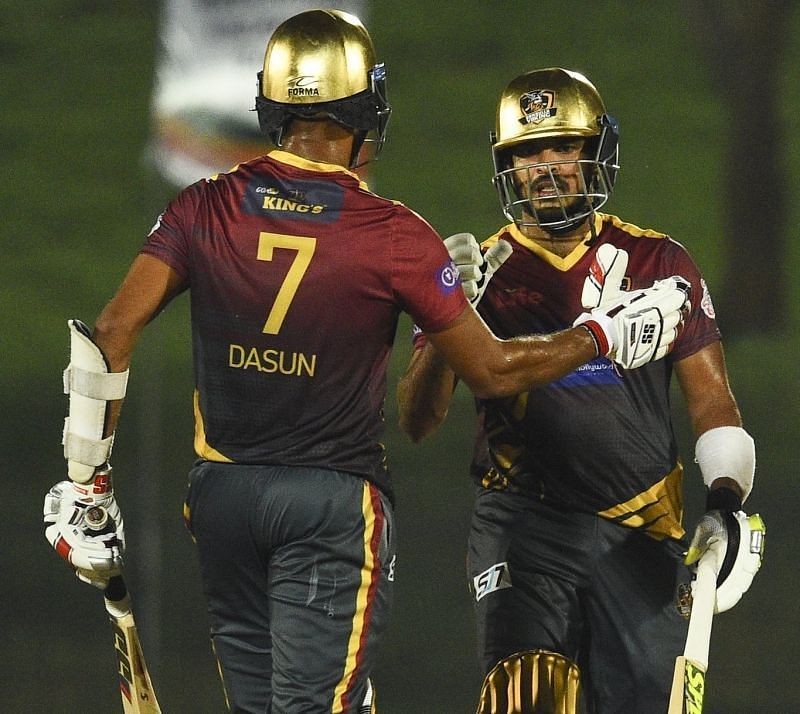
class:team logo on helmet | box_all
[518,90,557,125]
[286,75,321,98]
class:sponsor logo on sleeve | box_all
[700,278,716,319]
[147,212,164,236]
[438,259,460,296]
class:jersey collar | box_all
[267,149,370,190]
[505,213,605,271]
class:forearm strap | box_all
[695,426,755,503]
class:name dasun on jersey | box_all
[228,343,317,377]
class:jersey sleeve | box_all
[666,240,721,361]
[139,186,197,280]
[390,208,468,332]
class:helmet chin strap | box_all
[583,214,600,246]
[347,129,368,169]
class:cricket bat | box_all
[104,576,162,714]
[667,554,718,714]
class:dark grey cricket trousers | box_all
[185,461,395,713]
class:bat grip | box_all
[104,574,128,603]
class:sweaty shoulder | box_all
[598,212,699,278]
[599,213,670,242]
[598,212,721,358]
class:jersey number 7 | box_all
[257,232,317,334]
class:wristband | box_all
[411,323,428,350]
[706,486,743,513]
[578,320,610,357]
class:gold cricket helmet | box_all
[491,67,619,231]
[255,9,391,167]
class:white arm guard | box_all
[62,319,129,483]
[695,426,755,502]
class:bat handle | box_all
[684,556,718,669]
[104,575,128,603]
[104,575,133,618]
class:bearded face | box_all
[509,137,595,230]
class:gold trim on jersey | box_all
[482,212,670,272]
[192,390,234,463]
[484,215,604,271]
[333,482,381,711]
[266,149,370,191]
[598,462,685,540]
[603,213,670,240]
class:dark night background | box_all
[3,2,798,711]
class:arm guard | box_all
[62,319,129,483]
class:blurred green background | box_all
[4,1,799,712]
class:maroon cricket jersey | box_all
[141,149,467,495]
[471,213,721,540]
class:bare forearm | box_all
[676,343,750,501]
[485,328,597,397]
[428,319,597,400]
[397,344,457,442]
[88,255,183,437]
[676,343,742,436]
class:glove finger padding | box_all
[443,233,512,307]
[686,510,766,614]
[582,244,629,309]
[444,232,481,265]
[484,239,513,273]
[444,233,482,304]
[473,240,513,305]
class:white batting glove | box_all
[575,275,691,369]
[581,243,629,309]
[43,466,125,589]
[686,510,766,613]
[444,233,513,307]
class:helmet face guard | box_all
[255,9,391,168]
[490,68,620,232]
[492,115,619,232]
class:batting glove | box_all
[686,488,766,613]
[444,233,513,307]
[575,274,691,369]
[581,243,629,309]
[43,465,125,590]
